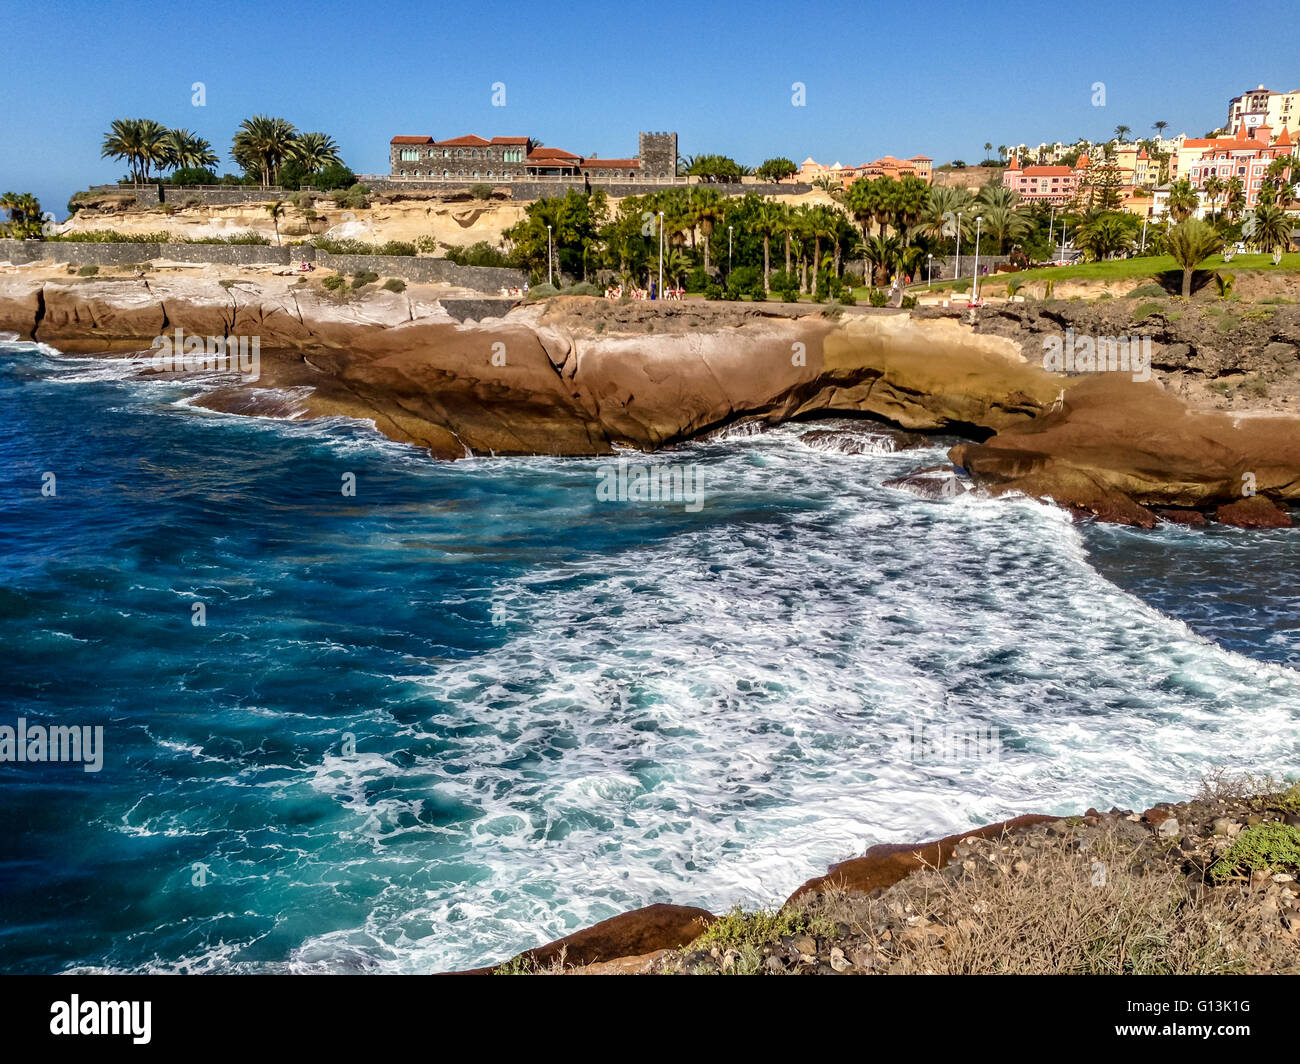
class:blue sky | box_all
[3,0,1298,217]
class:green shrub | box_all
[381,277,406,293]
[1127,282,1167,299]
[839,288,856,306]
[527,282,559,300]
[1134,302,1163,319]
[950,279,971,294]
[468,183,494,200]
[1214,271,1235,299]
[321,274,347,292]
[901,294,918,309]
[76,264,99,276]
[685,265,709,293]
[1209,823,1300,882]
[704,282,724,300]
[868,288,888,307]
[444,240,518,268]
[725,265,764,301]
[563,281,601,296]
[351,270,379,289]
[49,230,170,243]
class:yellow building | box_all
[1227,85,1300,136]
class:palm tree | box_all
[1166,218,1222,297]
[1166,179,1198,223]
[864,234,902,288]
[891,175,931,244]
[978,205,1030,253]
[690,187,725,274]
[808,205,838,296]
[266,200,286,246]
[163,129,218,172]
[232,115,300,187]
[1249,204,1293,257]
[1074,211,1137,261]
[983,142,993,163]
[1152,120,1168,140]
[291,132,343,180]
[754,199,783,293]
[1114,125,1131,143]
[1202,176,1224,221]
[101,118,170,184]
[1224,177,1246,223]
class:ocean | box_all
[1,339,1297,973]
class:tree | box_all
[1202,175,1224,221]
[1152,120,1168,139]
[1114,125,1131,143]
[689,187,725,274]
[266,200,286,246]
[1248,203,1293,255]
[983,141,993,162]
[162,129,218,172]
[1166,218,1222,297]
[291,132,344,179]
[0,192,45,239]
[1073,211,1138,261]
[1166,178,1198,223]
[754,199,783,293]
[683,154,745,183]
[101,117,170,184]
[756,157,798,183]
[232,115,300,187]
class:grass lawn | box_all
[932,252,1300,291]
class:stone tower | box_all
[638,131,678,178]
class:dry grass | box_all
[792,823,1298,975]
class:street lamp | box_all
[546,224,553,286]
[1058,216,1067,265]
[927,252,933,289]
[657,210,664,300]
[972,215,983,302]
[1048,205,1056,255]
[728,225,734,280]
[954,211,963,283]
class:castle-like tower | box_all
[638,131,678,178]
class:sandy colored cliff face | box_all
[0,277,1296,524]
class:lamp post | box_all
[1048,205,1056,255]
[927,253,933,288]
[657,210,664,300]
[546,224,553,287]
[1140,217,1148,254]
[728,225,734,280]
[972,215,983,302]
[954,210,963,283]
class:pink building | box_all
[1187,125,1294,208]
[1002,156,1084,205]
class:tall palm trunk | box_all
[812,237,821,297]
[784,231,791,274]
[763,235,771,293]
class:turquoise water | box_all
[1,341,1298,973]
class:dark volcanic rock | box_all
[882,465,970,500]
[1215,496,1294,528]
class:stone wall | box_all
[0,240,524,292]
[313,252,526,290]
[85,185,293,206]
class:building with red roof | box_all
[388,131,678,182]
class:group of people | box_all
[604,284,685,301]
[497,284,529,297]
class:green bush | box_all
[725,265,764,301]
[49,230,170,243]
[527,282,559,300]
[563,281,601,296]
[168,167,218,185]
[685,265,709,293]
[382,277,406,293]
[468,183,494,200]
[76,264,99,276]
[1134,302,1164,319]
[444,241,518,268]
[901,294,918,309]
[312,163,357,192]
[329,184,369,210]
[1127,282,1167,299]
[1209,823,1300,882]
[839,288,856,306]
[350,270,379,289]
[321,275,347,292]
[868,288,888,307]
[704,282,724,300]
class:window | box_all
[457,149,464,158]
[486,171,493,178]
[400,148,419,161]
